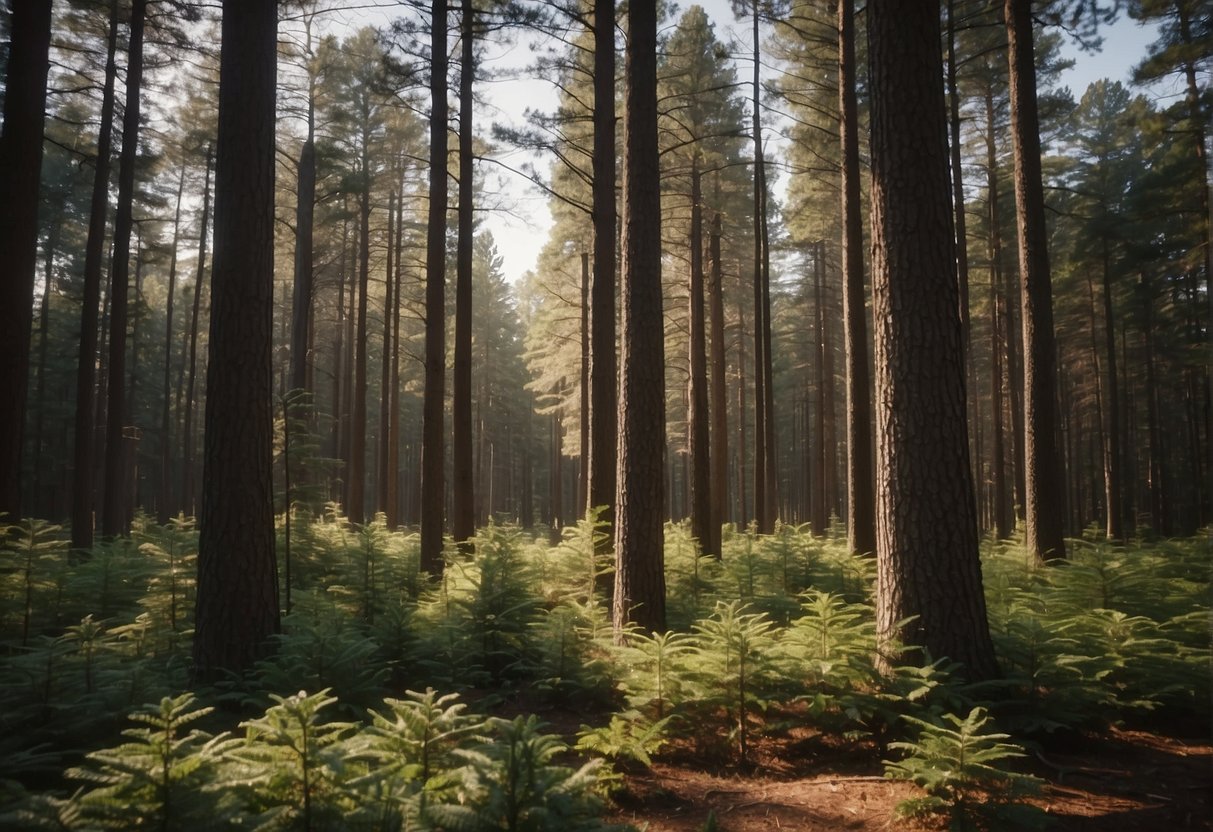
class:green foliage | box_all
[575,711,672,772]
[412,525,545,687]
[67,693,235,830]
[431,715,614,832]
[885,707,1044,831]
[248,594,390,712]
[228,689,356,830]
[683,602,778,762]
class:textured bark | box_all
[71,0,119,548]
[0,0,51,519]
[614,0,666,638]
[868,0,999,682]
[181,147,212,519]
[452,0,475,545]
[421,0,449,573]
[588,0,617,531]
[1005,0,1065,559]
[688,163,713,556]
[707,212,728,551]
[101,0,147,538]
[838,0,874,556]
[193,0,280,681]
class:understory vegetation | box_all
[1,515,1209,829]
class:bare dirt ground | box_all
[603,724,1212,832]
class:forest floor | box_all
[483,689,1212,830]
[600,721,1212,831]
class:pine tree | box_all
[868,0,998,681]
[614,0,666,638]
[0,0,53,520]
[193,0,280,681]
[1005,0,1066,560]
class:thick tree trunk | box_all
[1005,0,1065,559]
[868,0,999,682]
[614,0,666,639]
[839,0,874,555]
[588,0,618,535]
[101,0,148,538]
[421,0,449,572]
[193,0,280,682]
[0,0,52,520]
[452,0,475,545]
[71,0,119,549]
[688,162,713,556]
[707,212,728,549]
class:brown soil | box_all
[603,725,1212,832]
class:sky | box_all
[318,1,1166,286]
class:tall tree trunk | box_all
[822,246,837,527]
[329,204,349,465]
[452,0,475,545]
[985,85,1012,540]
[839,0,874,555]
[0,0,53,519]
[421,0,449,573]
[868,0,998,682]
[614,0,666,639]
[157,163,187,524]
[378,191,396,517]
[812,243,828,537]
[550,407,563,544]
[588,0,618,536]
[181,146,212,519]
[71,0,119,548]
[579,251,590,515]
[101,0,148,538]
[750,3,769,535]
[386,179,404,529]
[708,211,728,550]
[348,146,372,525]
[736,300,749,527]
[1005,0,1065,559]
[688,161,713,556]
[31,247,54,519]
[1099,243,1122,539]
[288,84,316,394]
[193,0,280,681]
[1140,274,1169,535]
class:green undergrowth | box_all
[1,513,1208,828]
